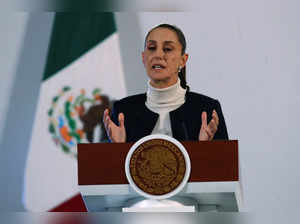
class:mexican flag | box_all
[24,13,127,211]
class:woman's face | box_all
[142,28,188,88]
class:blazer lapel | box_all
[170,101,190,141]
[129,94,158,140]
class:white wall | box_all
[0,13,29,147]
[116,1,300,218]
[0,13,30,211]
[115,13,148,95]
[0,13,54,211]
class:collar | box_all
[146,78,186,108]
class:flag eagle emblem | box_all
[48,86,112,157]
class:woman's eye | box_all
[164,48,172,52]
[147,46,156,51]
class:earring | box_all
[178,66,182,73]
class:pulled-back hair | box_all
[144,24,189,91]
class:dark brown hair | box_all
[144,24,189,91]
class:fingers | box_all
[207,110,219,140]
[103,109,126,142]
[212,110,219,126]
[209,110,219,132]
[103,109,111,136]
[200,110,219,141]
[201,111,207,129]
[204,127,214,140]
[199,111,211,140]
[206,122,216,140]
[118,113,125,128]
[103,109,110,127]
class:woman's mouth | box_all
[152,64,166,70]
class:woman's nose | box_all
[154,48,164,58]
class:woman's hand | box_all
[103,109,126,143]
[198,110,219,141]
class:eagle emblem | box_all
[48,86,112,157]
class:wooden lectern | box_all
[77,140,243,212]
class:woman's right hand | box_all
[103,109,126,143]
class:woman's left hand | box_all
[198,110,219,141]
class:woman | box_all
[103,24,228,143]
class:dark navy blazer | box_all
[111,91,229,143]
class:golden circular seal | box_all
[125,134,191,199]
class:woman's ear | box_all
[181,53,189,68]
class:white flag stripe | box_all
[24,33,126,211]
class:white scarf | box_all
[145,79,186,136]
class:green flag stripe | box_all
[43,13,116,81]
